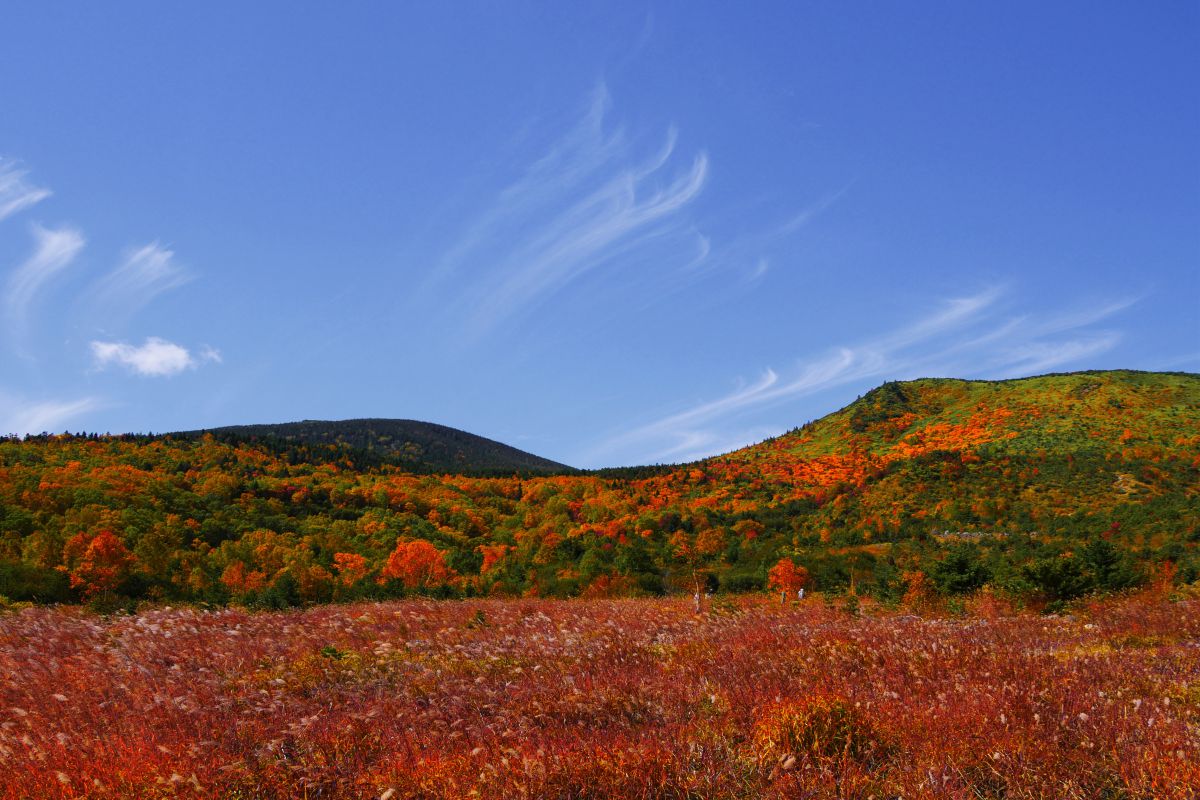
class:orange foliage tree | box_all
[380,539,456,590]
[902,570,937,613]
[732,519,765,540]
[767,558,809,602]
[61,529,134,599]
[669,526,727,612]
[477,544,509,575]
[220,561,267,596]
[332,552,369,586]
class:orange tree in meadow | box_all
[59,529,134,600]
[380,539,457,591]
[669,525,727,611]
[767,557,809,602]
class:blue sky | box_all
[1,2,1197,467]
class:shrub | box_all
[751,694,888,766]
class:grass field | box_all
[3,593,1198,799]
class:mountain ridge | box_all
[172,417,573,475]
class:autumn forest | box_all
[1,370,1195,612]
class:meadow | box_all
[3,592,1198,799]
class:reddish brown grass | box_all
[2,594,1197,798]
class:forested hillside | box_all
[1,370,1196,609]
[175,418,572,474]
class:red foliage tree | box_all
[767,558,809,601]
[220,561,267,595]
[61,529,134,599]
[380,539,455,590]
[332,552,369,586]
[477,544,509,575]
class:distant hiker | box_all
[798,588,805,601]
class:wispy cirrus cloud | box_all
[0,159,52,222]
[988,333,1122,378]
[0,394,99,436]
[778,179,856,236]
[582,288,1135,466]
[0,155,221,436]
[87,242,191,323]
[1148,351,1200,370]
[420,86,852,339]
[90,337,220,377]
[430,85,711,338]
[4,223,85,344]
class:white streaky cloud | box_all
[0,159,52,222]
[699,287,1004,417]
[658,425,786,464]
[431,85,711,337]
[672,183,855,291]
[4,223,85,339]
[593,347,870,464]
[580,289,1139,467]
[689,234,712,269]
[875,288,1002,352]
[0,395,98,436]
[430,85,625,285]
[651,429,721,462]
[469,151,709,332]
[1026,296,1140,337]
[779,180,855,235]
[90,336,216,377]
[508,85,624,201]
[989,332,1122,378]
[649,368,781,433]
[905,297,1136,380]
[664,180,854,291]
[89,242,191,322]
[1148,351,1200,370]
[421,86,853,341]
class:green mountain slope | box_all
[621,369,1197,600]
[754,369,1197,460]
[682,370,1199,538]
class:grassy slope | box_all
[736,370,1197,459]
[712,371,1198,526]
